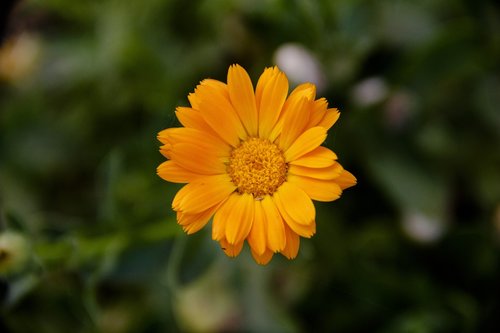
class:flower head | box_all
[157,64,356,264]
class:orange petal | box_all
[175,107,220,138]
[255,67,278,109]
[306,98,328,128]
[289,146,337,168]
[170,143,227,175]
[251,248,274,265]
[196,81,247,146]
[157,128,174,144]
[228,64,258,136]
[288,162,343,180]
[278,97,309,150]
[188,78,231,109]
[317,108,340,130]
[281,224,300,259]
[256,68,289,139]
[273,193,316,238]
[220,238,244,257]
[269,83,316,142]
[225,193,254,245]
[172,183,191,211]
[159,127,230,157]
[288,174,342,202]
[274,182,315,225]
[284,126,327,162]
[188,92,201,109]
[261,196,286,252]
[335,169,357,190]
[247,199,267,255]
[212,196,232,241]
[288,83,316,101]
[178,205,219,234]
[157,160,201,183]
[159,143,171,159]
[173,174,236,214]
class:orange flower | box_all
[157,65,356,264]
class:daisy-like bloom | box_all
[157,64,356,265]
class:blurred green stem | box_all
[33,219,179,268]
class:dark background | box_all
[1,0,499,332]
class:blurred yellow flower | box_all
[157,64,356,264]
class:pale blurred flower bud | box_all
[274,43,326,91]
[402,211,445,243]
[351,77,389,107]
[0,231,30,275]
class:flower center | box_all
[227,138,287,198]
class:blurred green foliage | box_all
[0,0,499,332]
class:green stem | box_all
[33,219,180,268]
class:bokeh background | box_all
[1,0,499,332]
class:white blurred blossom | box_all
[351,76,389,107]
[402,211,445,243]
[274,43,325,91]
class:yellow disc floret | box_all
[227,138,287,198]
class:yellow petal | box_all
[188,78,231,109]
[159,127,230,157]
[317,108,340,130]
[255,67,278,109]
[251,248,274,265]
[172,183,191,211]
[288,162,343,180]
[175,107,218,136]
[273,193,316,237]
[274,182,315,225]
[228,64,258,136]
[173,174,236,214]
[278,97,309,150]
[288,83,316,101]
[212,196,233,241]
[269,83,316,142]
[188,92,201,109]
[157,128,174,144]
[247,199,267,255]
[196,81,247,146]
[284,126,327,162]
[335,169,357,190]
[178,205,219,234]
[288,174,342,202]
[261,196,286,252]
[170,143,227,175]
[225,192,254,245]
[256,68,289,139]
[281,224,300,259]
[159,143,171,159]
[157,160,201,183]
[306,98,328,128]
[289,146,337,168]
[268,117,284,143]
[200,79,230,95]
[220,238,244,257]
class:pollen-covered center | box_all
[227,138,287,198]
